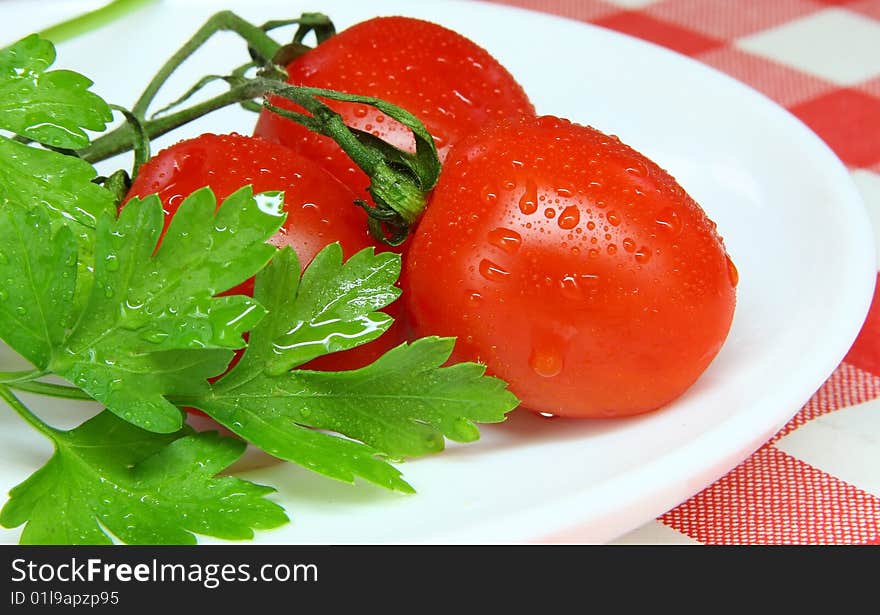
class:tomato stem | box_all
[131,10,281,119]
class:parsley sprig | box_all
[0,30,519,545]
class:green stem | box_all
[0,384,58,439]
[131,10,281,118]
[0,369,45,384]
[80,80,267,163]
[9,380,95,401]
[80,76,439,243]
[37,0,158,44]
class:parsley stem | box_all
[0,384,57,439]
[0,369,45,384]
[8,380,95,401]
[37,0,158,45]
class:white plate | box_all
[0,0,874,544]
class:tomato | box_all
[253,16,535,199]
[403,116,738,418]
[124,132,403,371]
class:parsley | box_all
[0,32,520,544]
[0,406,287,545]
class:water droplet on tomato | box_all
[479,259,510,282]
[487,228,522,253]
[481,186,498,205]
[634,248,651,264]
[607,211,621,226]
[726,254,739,287]
[622,238,636,253]
[607,244,617,255]
[354,107,368,118]
[466,291,483,305]
[529,346,563,378]
[655,208,681,235]
[537,411,557,419]
[519,180,538,215]
[558,206,580,229]
[556,187,573,198]
[544,208,556,219]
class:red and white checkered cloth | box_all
[482,0,880,545]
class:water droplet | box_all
[254,191,285,216]
[726,255,739,286]
[607,211,621,226]
[487,227,522,253]
[0,289,6,301]
[558,206,580,229]
[529,347,563,378]
[544,208,556,219]
[466,291,483,305]
[622,238,636,253]
[538,411,557,419]
[479,259,510,282]
[140,330,168,344]
[519,179,538,215]
[607,244,617,255]
[481,187,498,205]
[634,248,651,264]
[655,208,681,235]
[0,252,7,265]
[15,305,25,315]
[104,253,119,271]
[556,187,573,198]
[353,107,368,118]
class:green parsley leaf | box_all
[221,244,400,387]
[0,34,113,149]
[0,205,77,369]
[197,246,411,492]
[0,136,115,229]
[192,245,518,489]
[0,410,288,545]
[0,187,284,434]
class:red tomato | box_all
[253,16,535,199]
[124,132,403,371]
[403,116,738,418]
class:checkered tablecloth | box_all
[481,0,880,545]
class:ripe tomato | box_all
[253,16,535,199]
[124,132,403,371]
[403,116,738,418]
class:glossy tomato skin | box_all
[403,116,737,418]
[125,132,403,371]
[253,16,535,199]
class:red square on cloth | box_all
[592,10,724,56]
[661,446,880,544]
[789,88,880,167]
